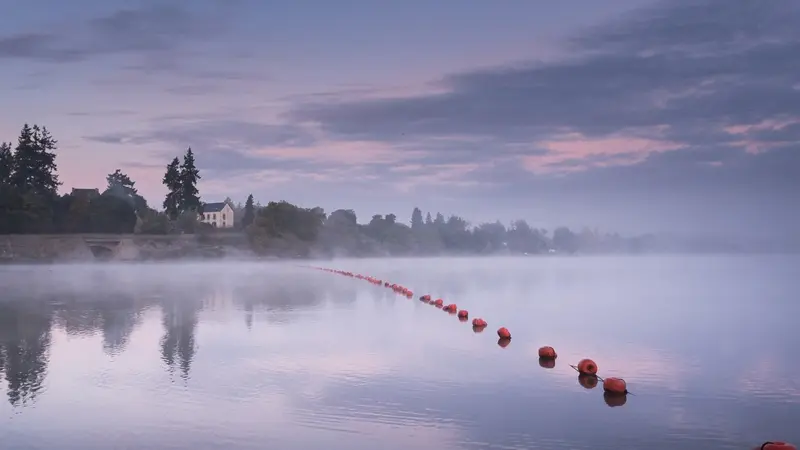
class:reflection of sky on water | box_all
[0,257,798,449]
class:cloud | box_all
[0,2,234,72]
[85,120,318,174]
[286,0,800,179]
[86,120,314,148]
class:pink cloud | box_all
[522,133,682,174]
[387,163,484,193]
[724,118,800,154]
[253,139,421,166]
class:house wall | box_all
[200,205,235,228]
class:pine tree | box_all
[107,169,137,195]
[243,194,255,227]
[9,124,36,190]
[179,147,201,212]
[0,142,12,185]
[106,169,147,211]
[425,212,433,225]
[9,124,60,194]
[35,126,60,193]
[162,157,181,220]
[411,207,423,230]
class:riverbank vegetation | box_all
[1,124,739,257]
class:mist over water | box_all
[0,256,798,449]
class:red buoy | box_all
[497,337,511,348]
[443,304,457,313]
[457,310,468,319]
[471,318,487,328]
[538,346,557,359]
[577,358,598,375]
[603,377,627,395]
[433,299,444,307]
[497,327,511,339]
[761,443,797,450]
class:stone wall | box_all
[0,233,253,263]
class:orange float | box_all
[497,338,511,348]
[603,377,627,395]
[457,310,468,319]
[577,358,598,375]
[433,299,444,307]
[760,443,797,450]
[578,373,598,389]
[443,304,457,313]
[497,327,511,339]
[538,358,555,369]
[538,346,557,359]
[472,318,487,328]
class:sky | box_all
[0,0,798,240]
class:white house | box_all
[200,202,235,228]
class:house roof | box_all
[203,202,227,212]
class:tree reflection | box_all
[98,297,142,356]
[51,293,148,356]
[0,303,52,407]
[160,295,202,380]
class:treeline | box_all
[1,123,673,256]
[0,124,203,235]
[243,202,663,257]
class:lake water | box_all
[0,256,798,450]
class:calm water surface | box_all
[0,256,798,449]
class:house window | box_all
[222,213,226,220]
[213,213,217,220]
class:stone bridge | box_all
[83,236,131,259]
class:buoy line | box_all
[304,265,793,449]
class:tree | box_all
[179,147,201,213]
[425,212,433,225]
[251,201,325,241]
[553,226,578,253]
[136,208,170,234]
[162,157,181,220]
[411,207,423,230]
[0,142,12,185]
[10,124,60,194]
[106,169,147,212]
[242,194,255,227]
[88,192,137,233]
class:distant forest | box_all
[0,124,754,257]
